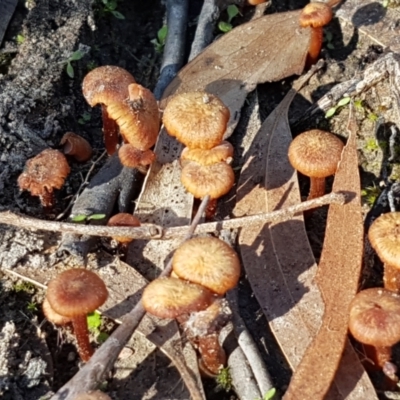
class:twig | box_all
[50,196,210,400]
[0,191,347,240]
[2,269,47,290]
[153,0,189,100]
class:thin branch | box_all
[2,269,47,290]
[50,196,210,400]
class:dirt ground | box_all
[1,0,400,399]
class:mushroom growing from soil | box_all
[180,141,234,167]
[82,65,136,155]
[42,298,71,326]
[299,2,333,65]
[288,129,344,200]
[368,212,400,293]
[349,288,400,372]
[60,132,92,162]
[45,269,108,362]
[18,149,71,207]
[107,212,141,245]
[118,143,156,169]
[162,91,230,150]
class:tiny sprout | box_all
[218,5,241,33]
[71,213,106,223]
[27,302,38,312]
[216,366,232,392]
[102,0,125,19]
[263,388,277,400]
[151,26,168,53]
[16,34,25,44]
[368,112,379,122]
[78,111,92,125]
[87,213,106,221]
[354,99,364,111]
[325,96,350,118]
[71,214,87,222]
[87,311,102,332]
[65,50,85,78]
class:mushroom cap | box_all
[46,269,108,318]
[118,143,155,168]
[172,237,241,295]
[73,390,112,400]
[180,141,234,166]
[107,213,141,244]
[142,277,215,319]
[299,3,333,28]
[162,92,230,150]
[288,129,344,178]
[18,149,71,196]
[42,298,71,326]
[349,288,400,347]
[60,132,92,162]
[106,83,160,151]
[82,66,136,106]
[181,161,235,199]
[368,212,400,268]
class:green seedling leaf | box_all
[264,388,277,400]
[71,214,87,222]
[78,111,92,125]
[218,21,233,33]
[157,26,168,44]
[354,99,364,110]
[66,62,74,78]
[324,31,333,42]
[368,112,379,122]
[97,332,109,343]
[325,106,337,118]
[227,5,240,22]
[106,0,117,10]
[87,311,102,332]
[87,213,106,221]
[69,50,84,61]
[327,43,335,50]
[16,34,25,44]
[111,10,125,19]
[337,97,351,107]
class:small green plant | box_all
[27,301,38,312]
[354,99,364,112]
[216,366,232,392]
[13,281,35,294]
[102,0,125,19]
[151,26,168,53]
[87,311,109,343]
[64,50,85,78]
[86,60,98,71]
[255,387,277,400]
[71,213,106,223]
[361,184,381,207]
[367,112,379,122]
[324,31,334,49]
[364,138,379,152]
[218,5,241,33]
[325,96,351,118]
[78,111,92,125]
[16,34,25,44]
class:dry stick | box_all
[0,191,347,239]
[50,196,210,400]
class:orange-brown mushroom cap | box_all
[42,298,71,326]
[142,277,215,319]
[107,213,141,244]
[18,149,70,206]
[60,132,92,162]
[46,269,108,318]
[162,91,230,150]
[105,83,160,151]
[118,143,156,168]
[349,288,400,347]
[299,2,333,28]
[181,161,235,199]
[82,66,136,106]
[368,212,400,269]
[172,237,241,295]
[180,141,234,166]
[288,129,344,178]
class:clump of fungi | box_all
[142,236,241,375]
[44,269,108,362]
[82,66,160,169]
[18,149,70,207]
[288,129,344,200]
[162,91,234,218]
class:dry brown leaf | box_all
[283,109,365,399]
[234,92,377,399]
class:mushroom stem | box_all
[308,177,326,200]
[205,198,218,220]
[101,105,119,155]
[72,314,94,363]
[40,188,54,208]
[383,263,400,293]
[198,333,226,375]
[307,26,323,66]
[362,344,392,369]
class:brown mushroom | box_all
[368,212,400,293]
[107,212,141,245]
[172,236,241,295]
[299,2,333,65]
[349,288,400,374]
[180,141,234,167]
[42,298,71,326]
[82,66,136,155]
[118,143,155,169]
[288,129,344,200]
[60,132,92,162]
[46,269,108,362]
[18,149,70,207]
[162,91,230,150]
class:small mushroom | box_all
[107,212,141,245]
[172,236,241,295]
[60,132,92,162]
[42,298,71,326]
[288,129,344,200]
[180,141,234,166]
[299,2,333,65]
[18,149,70,207]
[46,269,108,362]
[82,66,136,155]
[368,212,400,293]
[163,91,230,150]
[349,288,400,373]
[118,143,155,169]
